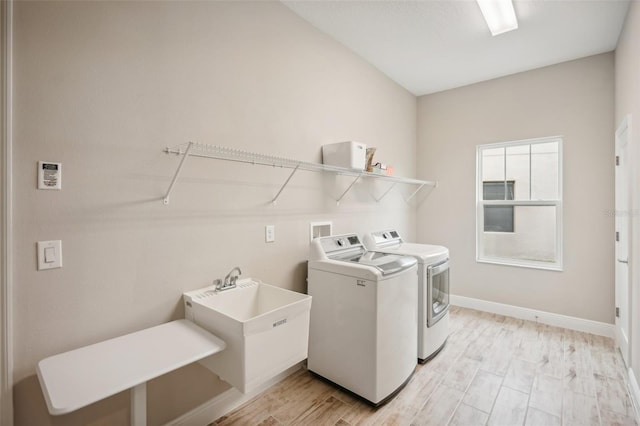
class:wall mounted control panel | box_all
[38,161,62,190]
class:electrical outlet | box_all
[265,225,275,243]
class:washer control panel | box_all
[320,234,362,254]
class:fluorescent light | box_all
[476,0,518,36]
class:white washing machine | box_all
[364,230,450,363]
[307,234,418,406]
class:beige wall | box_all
[417,53,615,323]
[615,0,640,397]
[11,1,417,424]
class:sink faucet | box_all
[216,266,242,292]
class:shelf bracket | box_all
[163,142,194,205]
[375,183,397,202]
[271,164,300,205]
[404,183,426,203]
[336,174,362,205]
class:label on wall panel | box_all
[38,161,62,190]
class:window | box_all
[476,137,562,270]
[483,181,514,232]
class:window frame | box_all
[476,136,563,271]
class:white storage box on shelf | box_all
[322,141,366,170]
[184,278,312,393]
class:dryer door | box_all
[427,259,450,327]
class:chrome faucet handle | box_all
[213,278,222,290]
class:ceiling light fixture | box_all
[476,0,519,36]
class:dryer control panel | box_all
[367,229,403,248]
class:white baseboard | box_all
[166,363,303,426]
[629,368,640,423]
[450,295,614,338]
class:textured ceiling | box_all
[283,0,631,96]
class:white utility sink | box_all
[184,278,312,393]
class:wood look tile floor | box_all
[210,307,638,426]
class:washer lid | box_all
[335,250,417,275]
[310,233,417,275]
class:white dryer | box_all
[307,234,418,406]
[364,230,450,363]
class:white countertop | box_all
[37,319,226,416]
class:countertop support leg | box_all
[131,382,147,426]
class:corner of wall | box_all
[0,0,14,424]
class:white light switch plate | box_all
[37,240,62,270]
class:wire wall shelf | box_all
[162,142,436,205]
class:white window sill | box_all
[476,257,563,272]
